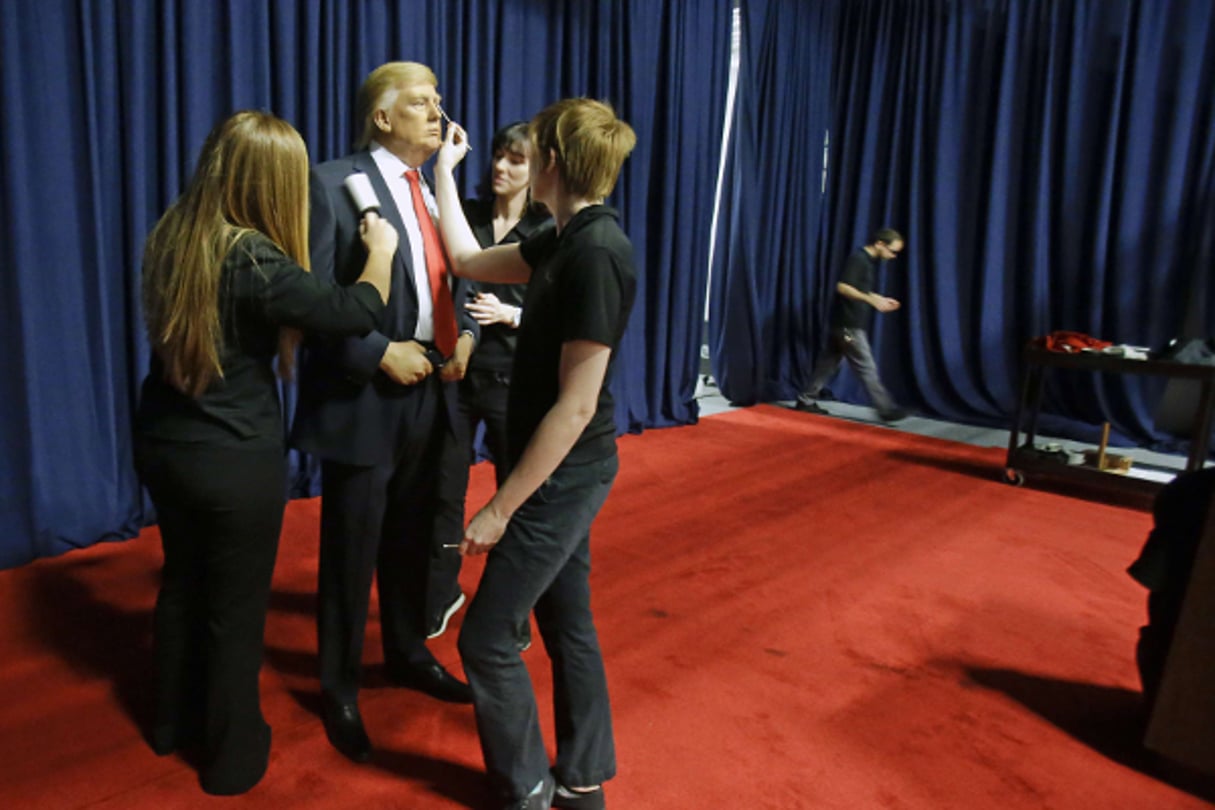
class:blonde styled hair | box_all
[142,110,311,397]
[529,98,636,200]
[354,61,439,150]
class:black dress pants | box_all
[427,368,512,628]
[137,436,284,796]
[316,375,457,701]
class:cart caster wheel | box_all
[1003,468,1025,487]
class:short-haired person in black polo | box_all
[795,228,908,422]
[432,98,636,810]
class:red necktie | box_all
[404,169,457,356]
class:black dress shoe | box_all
[321,694,371,763]
[388,662,473,703]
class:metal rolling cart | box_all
[1004,344,1215,498]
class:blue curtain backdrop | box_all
[0,0,729,568]
[712,0,1215,443]
[4,0,1215,569]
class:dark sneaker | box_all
[553,782,605,809]
[793,400,829,415]
[878,407,909,422]
[427,591,466,639]
[507,776,555,810]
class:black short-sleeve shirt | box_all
[830,248,877,330]
[509,205,636,467]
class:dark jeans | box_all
[798,327,896,413]
[136,436,282,795]
[457,453,619,801]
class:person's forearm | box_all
[837,282,881,308]
[432,166,482,268]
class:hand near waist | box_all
[460,502,509,555]
[439,332,475,382]
[379,340,433,385]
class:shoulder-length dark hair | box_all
[475,121,534,203]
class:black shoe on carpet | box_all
[321,694,371,763]
[552,782,605,809]
[506,775,555,810]
[387,662,473,703]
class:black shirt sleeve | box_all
[559,245,628,347]
[519,227,558,269]
[236,235,384,336]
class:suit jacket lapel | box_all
[354,152,418,306]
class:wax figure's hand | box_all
[440,332,475,382]
[380,340,434,385]
[873,295,900,313]
[466,292,519,326]
[460,503,509,555]
[435,123,471,173]
[360,212,398,255]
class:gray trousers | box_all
[797,327,895,413]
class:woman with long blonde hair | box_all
[135,110,395,795]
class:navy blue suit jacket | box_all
[292,150,478,466]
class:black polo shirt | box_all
[509,205,636,467]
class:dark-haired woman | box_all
[429,122,551,642]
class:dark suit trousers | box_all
[428,368,512,628]
[137,437,281,795]
[317,374,461,701]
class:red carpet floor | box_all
[0,405,1211,808]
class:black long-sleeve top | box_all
[463,198,552,373]
[137,232,384,447]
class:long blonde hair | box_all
[142,110,311,397]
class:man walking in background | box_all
[795,228,908,422]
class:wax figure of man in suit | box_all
[293,61,477,764]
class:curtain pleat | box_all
[0,0,728,567]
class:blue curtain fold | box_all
[710,0,840,404]
[4,0,1213,568]
[713,0,1215,450]
[0,0,728,567]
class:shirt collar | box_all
[369,141,420,177]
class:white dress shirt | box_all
[370,142,439,343]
